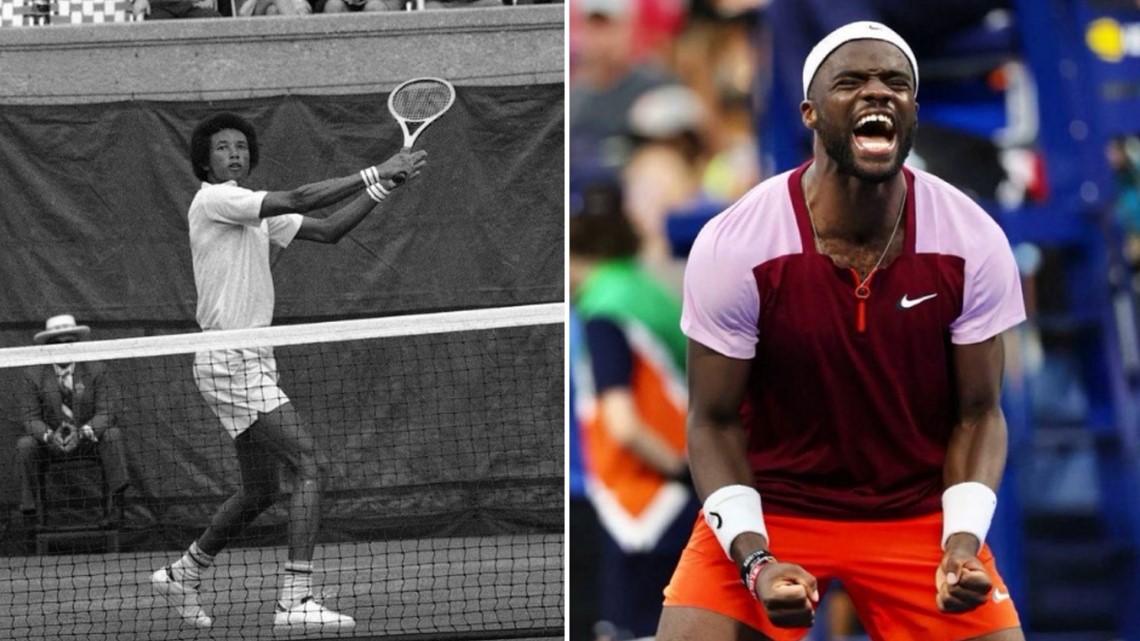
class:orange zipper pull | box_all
[851,267,875,333]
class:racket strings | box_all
[391,82,453,121]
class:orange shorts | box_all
[663,511,1020,641]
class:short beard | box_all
[817,115,917,183]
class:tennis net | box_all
[0,303,564,641]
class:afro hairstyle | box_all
[189,112,260,182]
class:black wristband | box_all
[671,466,693,488]
[739,549,778,587]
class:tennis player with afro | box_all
[151,112,426,630]
[656,22,1026,641]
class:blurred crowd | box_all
[569,1,761,638]
[570,0,762,296]
[11,0,555,24]
[130,0,555,18]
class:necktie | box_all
[58,367,74,424]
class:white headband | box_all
[802,21,918,99]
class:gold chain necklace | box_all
[807,185,906,286]
[806,185,906,332]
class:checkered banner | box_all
[0,0,135,26]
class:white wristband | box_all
[941,481,997,549]
[360,166,380,186]
[703,484,768,560]
[366,182,387,203]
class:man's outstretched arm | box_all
[293,192,380,245]
[259,148,426,219]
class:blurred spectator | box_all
[570,0,676,173]
[668,12,761,201]
[570,0,688,69]
[1108,136,1140,284]
[324,0,506,9]
[572,5,762,277]
[625,87,707,242]
[570,182,697,641]
[237,0,311,15]
[568,308,603,641]
[322,0,394,11]
[133,0,223,18]
[623,84,726,293]
[422,0,512,7]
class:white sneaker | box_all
[274,596,355,630]
[150,566,213,628]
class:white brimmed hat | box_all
[33,314,90,345]
[802,21,918,99]
[628,85,706,139]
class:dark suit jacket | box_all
[20,361,114,440]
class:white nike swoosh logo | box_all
[898,293,937,309]
[993,589,1010,603]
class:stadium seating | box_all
[0,0,135,25]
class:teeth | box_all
[856,114,894,130]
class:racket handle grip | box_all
[392,172,407,186]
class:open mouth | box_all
[852,113,896,158]
[228,163,243,172]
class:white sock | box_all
[278,560,313,609]
[171,541,214,585]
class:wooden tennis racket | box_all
[388,77,456,184]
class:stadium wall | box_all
[0,7,564,104]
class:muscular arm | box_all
[259,175,373,219]
[293,192,378,244]
[259,148,425,220]
[943,335,1008,553]
[686,339,767,564]
[934,335,1009,612]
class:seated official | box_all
[16,315,130,524]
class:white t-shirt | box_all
[188,181,303,331]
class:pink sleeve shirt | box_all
[678,163,1026,519]
[682,166,1025,357]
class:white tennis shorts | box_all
[193,346,290,439]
